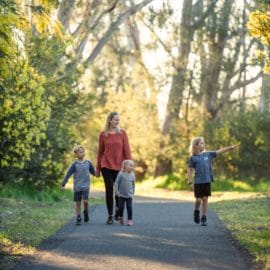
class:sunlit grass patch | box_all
[211,195,270,269]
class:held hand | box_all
[95,172,100,177]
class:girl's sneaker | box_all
[119,217,124,225]
[127,220,133,226]
[194,210,200,224]
[201,215,207,226]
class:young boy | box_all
[187,137,238,226]
[61,145,95,225]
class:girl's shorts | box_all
[194,183,211,198]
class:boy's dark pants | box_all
[101,168,119,217]
[119,197,133,220]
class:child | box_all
[115,160,135,226]
[187,137,238,226]
[61,145,95,225]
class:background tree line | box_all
[0,0,269,189]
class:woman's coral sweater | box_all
[96,129,131,174]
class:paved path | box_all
[15,194,254,270]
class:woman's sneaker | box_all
[84,210,89,222]
[194,210,200,224]
[76,215,82,225]
[106,216,113,225]
[127,220,133,226]
[201,215,207,226]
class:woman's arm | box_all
[122,130,131,160]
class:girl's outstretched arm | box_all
[216,144,239,155]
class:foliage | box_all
[0,1,94,187]
[0,60,50,170]
[23,34,94,187]
[248,4,270,73]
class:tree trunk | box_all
[201,0,233,120]
[154,0,193,177]
[260,73,270,112]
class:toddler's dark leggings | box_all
[119,197,133,220]
[101,167,119,217]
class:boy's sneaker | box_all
[106,216,113,225]
[84,210,89,222]
[76,216,82,225]
[127,220,133,226]
[119,217,124,225]
[194,210,200,224]
[201,215,207,226]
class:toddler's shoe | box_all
[127,220,133,226]
[201,215,207,226]
[119,217,124,225]
[76,215,82,225]
[84,210,89,222]
[194,210,200,224]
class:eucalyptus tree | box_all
[197,0,261,120]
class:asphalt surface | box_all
[14,194,255,270]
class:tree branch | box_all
[83,0,154,67]
[229,71,262,93]
[141,18,177,68]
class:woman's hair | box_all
[104,112,121,133]
[189,137,204,155]
[121,160,134,172]
[73,145,84,154]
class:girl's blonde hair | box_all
[104,112,121,134]
[189,137,204,155]
[73,145,84,154]
[121,160,134,172]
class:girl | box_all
[187,137,238,226]
[115,160,135,226]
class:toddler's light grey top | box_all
[115,172,135,198]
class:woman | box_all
[96,112,131,224]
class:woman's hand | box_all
[95,172,100,177]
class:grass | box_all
[0,183,104,270]
[211,196,270,270]
[156,173,270,193]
